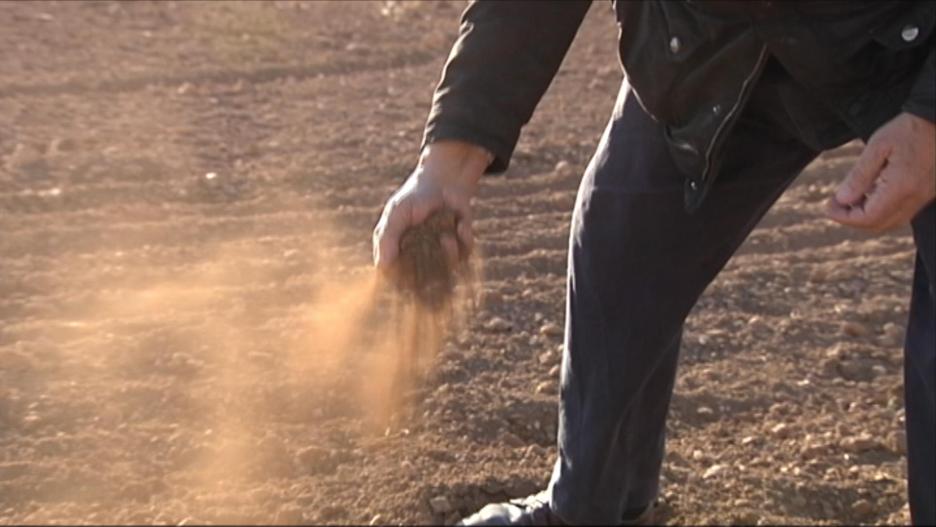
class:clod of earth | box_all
[393,207,471,311]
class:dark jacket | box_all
[421,0,935,212]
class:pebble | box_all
[484,317,512,333]
[47,137,75,155]
[741,436,757,446]
[825,344,846,360]
[851,499,874,517]
[840,433,878,453]
[697,406,714,416]
[554,160,575,178]
[538,350,556,365]
[548,365,561,378]
[429,496,453,514]
[881,322,904,346]
[702,464,726,479]
[501,432,524,448]
[841,321,870,338]
[838,360,871,382]
[886,431,907,455]
[535,380,557,395]
[730,511,759,525]
[539,323,563,338]
[692,449,704,461]
[770,423,791,438]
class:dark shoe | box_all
[457,492,657,526]
[457,491,566,526]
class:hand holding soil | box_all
[372,140,490,272]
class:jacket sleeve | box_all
[421,0,592,174]
[902,47,935,123]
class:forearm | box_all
[422,0,592,174]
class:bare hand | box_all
[827,113,936,232]
[372,141,490,274]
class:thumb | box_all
[836,142,890,206]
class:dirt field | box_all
[0,1,919,525]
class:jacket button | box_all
[902,25,920,42]
[689,180,698,190]
[669,36,681,54]
[712,104,723,116]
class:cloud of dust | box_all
[36,205,471,521]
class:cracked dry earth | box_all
[0,1,917,525]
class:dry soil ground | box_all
[0,1,920,525]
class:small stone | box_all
[881,322,904,344]
[368,514,383,525]
[522,444,545,461]
[770,423,791,438]
[840,433,878,453]
[501,432,524,447]
[838,360,872,382]
[808,267,828,283]
[702,464,726,479]
[429,496,452,514]
[800,442,827,458]
[697,406,714,416]
[730,511,759,525]
[741,436,758,446]
[886,431,907,455]
[841,321,870,338]
[825,344,846,360]
[554,160,575,178]
[47,137,76,155]
[538,350,556,365]
[692,449,705,461]
[547,365,561,378]
[484,317,512,333]
[539,323,563,338]
[535,380,557,395]
[851,499,874,517]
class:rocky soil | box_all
[0,1,916,525]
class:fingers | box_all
[373,197,413,272]
[439,232,461,271]
[835,142,891,206]
[826,169,912,231]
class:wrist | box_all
[418,140,491,189]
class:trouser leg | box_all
[906,202,935,526]
[547,83,819,525]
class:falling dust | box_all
[22,202,477,522]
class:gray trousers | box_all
[547,73,936,525]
